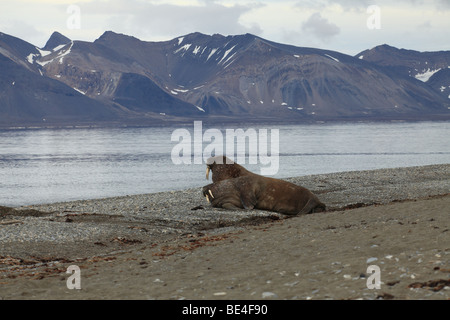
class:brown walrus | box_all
[203,155,326,215]
[205,155,253,182]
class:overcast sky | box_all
[1,0,449,55]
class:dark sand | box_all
[0,165,449,300]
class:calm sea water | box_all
[0,121,449,207]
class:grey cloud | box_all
[301,12,340,40]
[78,0,263,39]
[436,0,450,9]
[0,19,46,46]
[295,0,450,11]
[295,0,372,12]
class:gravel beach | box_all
[0,164,449,300]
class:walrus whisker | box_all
[208,190,214,199]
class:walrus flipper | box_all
[222,203,243,210]
[298,198,326,215]
[239,192,257,210]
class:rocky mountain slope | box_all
[0,32,119,126]
[357,44,450,102]
[1,31,449,127]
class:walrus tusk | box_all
[205,194,210,203]
[206,167,210,180]
[208,190,214,199]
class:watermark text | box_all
[171,121,279,175]
[67,5,81,30]
[66,265,81,289]
[367,5,381,30]
[366,265,381,289]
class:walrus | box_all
[203,155,326,215]
[205,155,253,182]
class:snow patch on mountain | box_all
[35,41,73,66]
[73,87,85,95]
[193,45,201,55]
[57,41,73,64]
[415,68,441,82]
[36,59,51,67]
[224,56,236,69]
[53,44,67,52]
[26,53,37,64]
[174,43,192,54]
[207,48,218,61]
[36,48,52,57]
[218,45,236,64]
[324,54,340,63]
[173,88,189,93]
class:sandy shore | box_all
[0,164,449,300]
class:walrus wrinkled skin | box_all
[203,155,326,215]
[205,155,252,182]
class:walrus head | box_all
[205,155,253,183]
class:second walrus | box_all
[203,156,326,215]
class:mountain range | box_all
[1,30,449,127]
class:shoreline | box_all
[4,162,449,208]
[1,118,449,131]
[0,164,449,299]
[2,163,449,258]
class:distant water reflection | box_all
[0,121,448,206]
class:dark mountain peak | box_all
[0,31,39,54]
[0,31,40,70]
[97,30,122,40]
[357,43,450,69]
[168,32,260,75]
[95,31,116,43]
[42,31,71,51]
[95,30,141,45]
[175,32,257,45]
[362,43,450,57]
[174,32,213,44]
[356,44,416,64]
[374,44,397,50]
[370,44,425,56]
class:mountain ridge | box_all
[42,31,71,52]
[0,30,449,127]
[357,44,450,101]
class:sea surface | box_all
[0,121,449,207]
